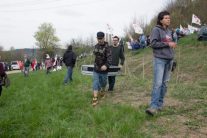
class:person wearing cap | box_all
[108,36,125,92]
[92,31,112,106]
[63,45,76,85]
[44,54,52,74]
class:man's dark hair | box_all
[113,36,119,41]
[67,45,72,51]
[157,11,170,26]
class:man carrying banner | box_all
[92,31,112,106]
[108,36,125,92]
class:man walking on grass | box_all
[92,31,112,106]
[108,36,125,92]
[63,45,76,85]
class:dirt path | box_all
[6,70,21,74]
[103,51,207,138]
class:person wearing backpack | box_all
[108,36,125,92]
[63,45,76,85]
[146,11,176,116]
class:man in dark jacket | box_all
[92,31,112,106]
[108,36,125,92]
[63,45,76,84]
[0,56,7,96]
[24,57,31,77]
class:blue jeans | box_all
[24,67,30,77]
[150,57,173,109]
[93,71,107,91]
[64,66,73,84]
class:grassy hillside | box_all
[0,35,207,137]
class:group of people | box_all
[90,11,177,117]
[22,55,63,76]
[91,32,125,106]
[1,10,176,117]
[127,33,150,50]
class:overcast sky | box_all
[0,0,168,50]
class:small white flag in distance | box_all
[132,24,143,34]
[180,24,184,32]
[106,24,113,34]
[192,14,201,25]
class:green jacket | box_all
[24,60,30,67]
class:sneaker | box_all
[145,108,158,116]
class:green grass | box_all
[0,35,207,137]
[0,70,147,138]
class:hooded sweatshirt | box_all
[150,25,175,60]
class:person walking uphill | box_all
[146,11,177,116]
[63,45,76,85]
[92,31,112,106]
[108,36,125,92]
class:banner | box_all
[192,14,201,25]
[132,24,143,34]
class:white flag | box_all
[132,24,143,34]
[106,24,113,34]
[180,24,184,32]
[192,14,201,25]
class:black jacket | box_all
[63,50,76,67]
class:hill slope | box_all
[0,35,207,137]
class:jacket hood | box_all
[156,25,169,30]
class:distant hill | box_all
[145,0,207,34]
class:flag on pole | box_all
[132,24,143,34]
[192,14,201,25]
[106,24,113,34]
[180,24,184,32]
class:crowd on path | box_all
[0,10,177,117]
[90,10,177,117]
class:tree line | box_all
[124,0,207,40]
